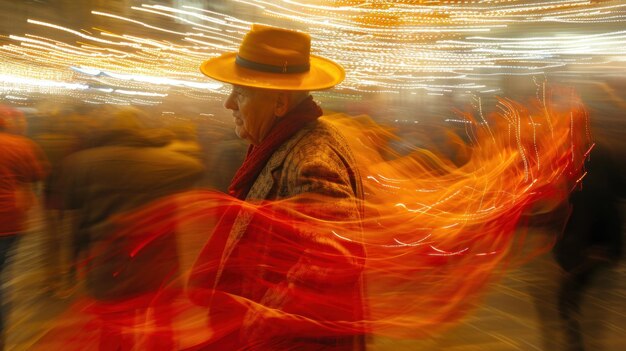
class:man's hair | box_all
[288,90,310,106]
[245,87,311,112]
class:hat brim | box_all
[200,52,345,91]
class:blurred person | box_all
[0,105,27,136]
[552,140,624,351]
[60,108,204,350]
[205,130,248,192]
[31,109,80,297]
[164,120,212,276]
[165,120,204,162]
[188,24,366,350]
[0,111,48,350]
[192,115,239,190]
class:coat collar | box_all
[245,120,318,201]
[214,121,318,285]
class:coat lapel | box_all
[214,123,316,285]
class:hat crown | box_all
[199,24,344,90]
[237,24,311,70]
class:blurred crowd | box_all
[0,102,250,349]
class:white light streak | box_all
[0,0,622,102]
[0,74,89,90]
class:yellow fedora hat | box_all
[200,24,345,91]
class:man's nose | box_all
[224,92,237,110]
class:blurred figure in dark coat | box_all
[60,108,205,351]
[553,141,624,351]
[164,120,204,162]
[31,109,80,297]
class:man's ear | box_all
[274,91,290,118]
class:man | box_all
[0,110,48,349]
[189,24,366,350]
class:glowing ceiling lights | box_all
[0,0,624,104]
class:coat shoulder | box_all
[248,118,363,201]
[281,119,363,199]
[287,119,357,166]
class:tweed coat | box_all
[193,118,366,350]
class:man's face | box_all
[224,85,279,145]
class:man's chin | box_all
[235,129,253,144]
[234,128,244,139]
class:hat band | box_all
[235,55,310,74]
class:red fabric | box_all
[228,96,322,199]
[187,198,366,350]
[0,133,47,235]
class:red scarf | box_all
[228,96,323,200]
